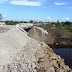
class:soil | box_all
[41,26,72,38]
[36,25,72,48]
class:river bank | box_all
[30,25,72,70]
[37,25,72,48]
[53,48,72,69]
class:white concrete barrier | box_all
[16,23,33,29]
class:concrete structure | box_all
[0,22,5,25]
[28,26,54,44]
[16,23,33,29]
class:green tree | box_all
[64,21,71,26]
[30,20,34,23]
[5,20,18,25]
[57,20,59,23]
[0,14,3,21]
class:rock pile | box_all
[0,27,72,72]
[36,42,72,72]
[0,28,39,72]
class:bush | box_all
[56,23,63,28]
[45,23,53,27]
[64,21,71,26]
[5,21,18,25]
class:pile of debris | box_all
[0,26,72,72]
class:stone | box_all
[49,66,55,72]
[28,26,54,44]
[35,67,45,72]
[57,69,65,72]
[16,23,33,29]
[60,62,65,68]
[43,65,48,71]
[57,55,61,60]
[63,65,70,71]
[51,60,59,68]
[51,53,58,60]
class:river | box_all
[53,48,72,69]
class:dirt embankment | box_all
[41,26,72,38]
[39,26,72,48]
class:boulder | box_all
[63,65,70,71]
[28,26,54,44]
[16,23,33,29]
[57,69,65,72]
[49,66,55,72]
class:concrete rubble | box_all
[35,42,72,72]
[16,23,33,29]
[28,26,54,44]
[0,25,72,72]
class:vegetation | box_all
[29,20,34,23]
[5,21,19,25]
[45,23,53,27]
[0,14,3,21]
[0,15,72,36]
[5,21,28,25]
[45,21,72,30]
[40,21,72,39]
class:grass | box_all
[45,23,53,27]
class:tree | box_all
[5,20,18,25]
[30,20,34,23]
[64,21,71,26]
[0,14,3,21]
[57,20,59,23]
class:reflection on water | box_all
[53,48,72,69]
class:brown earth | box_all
[34,25,72,38]
[41,26,72,38]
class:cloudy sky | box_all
[0,0,72,22]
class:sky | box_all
[0,0,72,22]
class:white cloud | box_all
[45,16,51,20]
[32,17,41,21]
[4,16,68,22]
[65,18,69,20]
[10,0,42,6]
[43,16,52,22]
[62,17,69,21]
[54,2,66,5]
[3,15,7,18]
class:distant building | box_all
[0,22,5,25]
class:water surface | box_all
[53,48,72,69]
